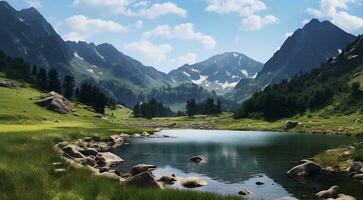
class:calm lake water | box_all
[112,129,363,200]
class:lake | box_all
[112,129,362,200]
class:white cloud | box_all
[134,20,144,29]
[57,15,127,41]
[142,23,216,49]
[138,2,187,19]
[206,0,267,16]
[72,0,186,19]
[240,15,277,31]
[206,0,277,31]
[170,53,197,67]
[284,32,293,38]
[25,0,43,8]
[124,40,173,64]
[307,0,363,31]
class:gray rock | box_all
[96,152,124,166]
[79,148,98,156]
[61,145,84,159]
[108,135,123,146]
[131,164,157,176]
[287,161,322,176]
[180,177,207,188]
[36,91,72,114]
[282,121,298,130]
[255,181,264,185]
[348,162,363,173]
[55,141,68,149]
[100,171,122,181]
[0,80,16,88]
[126,172,163,189]
[158,175,177,185]
[333,194,357,200]
[315,186,341,199]
[352,173,363,180]
[74,157,97,167]
[53,168,67,174]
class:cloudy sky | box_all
[7,0,363,72]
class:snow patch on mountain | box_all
[192,75,208,85]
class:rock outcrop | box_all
[36,91,72,114]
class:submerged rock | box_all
[180,177,207,188]
[238,189,251,196]
[36,91,72,114]
[287,161,322,176]
[190,156,203,163]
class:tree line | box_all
[132,99,174,119]
[0,51,113,113]
[186,98,222,116]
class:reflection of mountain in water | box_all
[112,131,360,199]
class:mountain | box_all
[234,35,363,119]
[0,1,72,75]
[229,19,356,102]
[168,52,263,95]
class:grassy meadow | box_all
[1,73,363,199]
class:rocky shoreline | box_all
[54,132,208,190]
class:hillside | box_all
[228,19,356,102]
[234,35,363,120]
[169,52,263,95]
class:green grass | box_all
[0,75,242,200]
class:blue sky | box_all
[7,0,363,72]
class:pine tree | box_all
[37,68,48,90]
[63,75,75,99]
[48,69,61,93]
[186,99,198,116]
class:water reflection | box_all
[112,130,361,200]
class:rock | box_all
[158,175,177,185]
[190,156,203,163]
[79,148,98,156]
[0,80,16,88]
[53,168,67,174]
[287,161,322,176]
[108,135,123,146]
[347,162,363,173]
[83,137,92,142]
[142,131,150,137]
[131,164,157,176]
[55,141,69,149]
[36,92,72,114]
[315,186,341,199]
[352,173,363,180]
[255,181,264,185]
[282,121,299,130]
[100,171,122,181]
[96,152,124,166]
[126,172,163,189]
[238,189,251,196]
[74,157,97,167]
[180,177,207,188]
[51,162,63,167]
[133,133,141,138]
[99,167,110,173]
[61,145,85,159]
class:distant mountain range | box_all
[169,52,263,95]
[228,19,356,102]
[0,1,359,108]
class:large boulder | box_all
[108,135,123,146]
[180,177,207,188]
[315,186,341,199]
[36,91,72,114]
[96,152,124,166]
[131,164,157,176]
[282,121,298,130]
[126,172,163,189]
[0,80,16,88]
[287,161,322,176]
